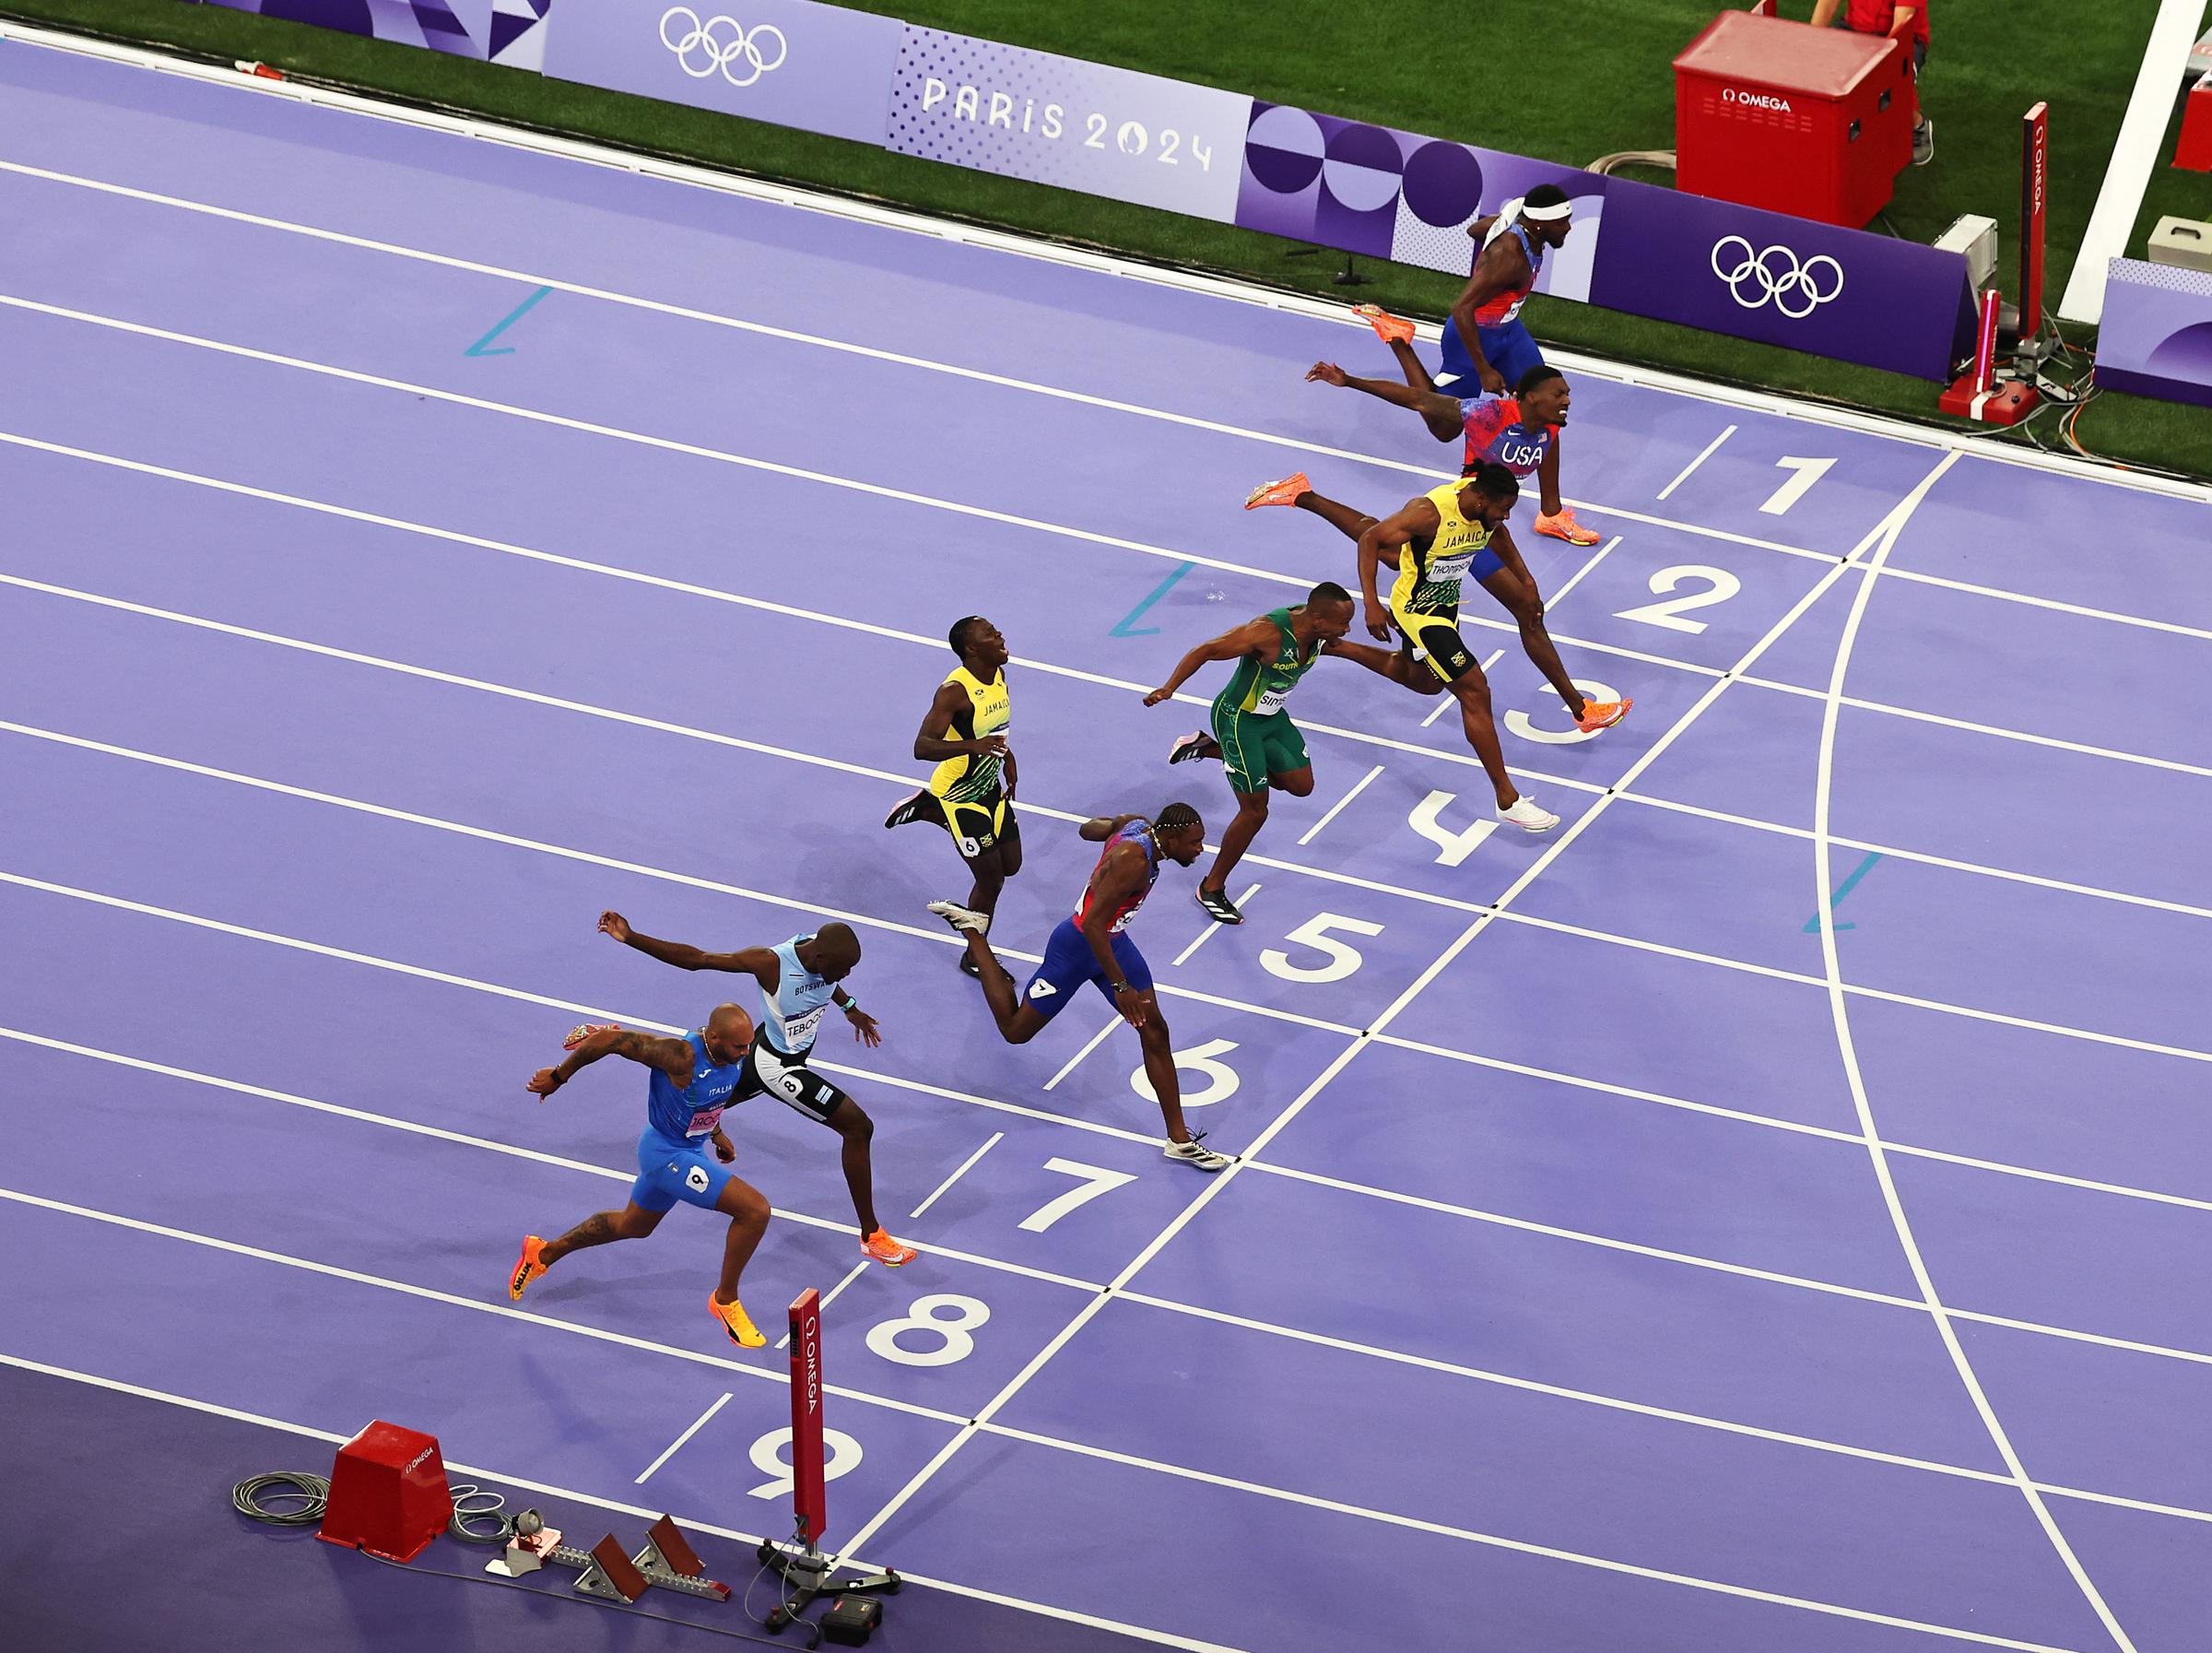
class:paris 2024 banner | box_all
[182,0,1971,378]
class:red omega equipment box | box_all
[315,1420,454,1564]
[1675,10,1916,226]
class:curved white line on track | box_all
[1810,448,2136,1653]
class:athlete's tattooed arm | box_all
[527,1024,695,1096]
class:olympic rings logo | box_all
[1710,235,1844,319]
[659,6,787,87]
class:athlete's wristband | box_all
[842,997,863,1014]
[1110,980,1134,996]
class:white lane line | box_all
[1040,1015,1124,1093]
[773,1259,871,1352]
[0,158,1831,566]
[634,1391,732,1484]
[0,292,1304,588]
[13,667,2211,1084]
[0,1353,1236,1653]
[16,1025,2212,1519]
[1743,672,2212,782]
[1296,764,1384,844]
[1656,426,1736,501]
[0,1023,1098,1293]
[907,1135,1005,1222]
[969,1424,2086,1653]
[1422,648,1509,726]
[0,720,1353,1039]
[1808,451,2138,1652]
[18,428,2206,855]
[1541,535,1626,609]
[1171,883,1261,968]
[22,562,2212,928]
[0,873,1159,1165]
[0,1185,962,1423]
[1247,1162,1919,1310]
[2058,0,2208,324]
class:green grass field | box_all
[8,0,2208,478]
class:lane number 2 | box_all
[1613,566,1742,635]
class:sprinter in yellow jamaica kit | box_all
[885,616,1021,976]
[1246,462,1630,833]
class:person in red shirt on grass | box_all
[1812,0,1932,164]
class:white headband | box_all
[1520,197,1573,222]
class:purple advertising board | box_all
[884,27,1249,221]
[192,0,553,66]
[173,3,1977,381]
[540,1,901,148]
[1587,176,1975,381]
[1235,102,1606,299]
[2094,257,2212,410]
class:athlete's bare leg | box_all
[711,1175,770,1303]
[823,1097,885,1237]
[1290,489,1379,542]
[1480,564,1587,719]
[959,929,1052,1044]
[540,1201,665,1265]
[1201,768,1314,899]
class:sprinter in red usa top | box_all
[926,804,1232,1172]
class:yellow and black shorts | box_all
[928,790,1012,857]
[1393,602,1483,687]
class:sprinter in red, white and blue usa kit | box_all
[1308,183,1602,548]
[926,804,1232,1172]
[1306,352,1591,544]
[511,1005,776,1348]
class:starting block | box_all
[487,1512,729,1602]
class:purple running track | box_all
[3,33,2210,1653]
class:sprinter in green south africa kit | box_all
[1144,581,1401,925]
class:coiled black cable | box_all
[231,1470,331,1525]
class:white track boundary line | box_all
[1809,452,2136,1653]
[13,430,2206,931]
[0,1353,1240,1653]
[6,17,2206,508]
[970,1425,2078,1653]
[9,136,2210,585]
